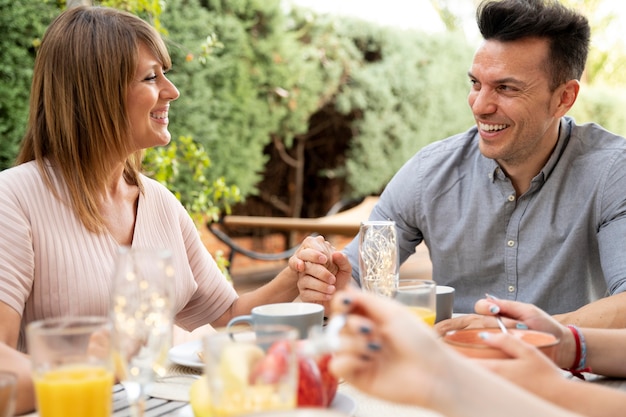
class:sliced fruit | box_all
[251,339,292,384]
[296,354,326,407]
[189,375,211,417]
[219,343,265,390]
[316,353,339,406]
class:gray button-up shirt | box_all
[344,117,626,314]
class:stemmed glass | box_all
[358,220,399,298]
[109,247,175,417]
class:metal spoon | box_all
[495,315,509,334]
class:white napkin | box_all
[148,375,198,402]
[147,364,202,402]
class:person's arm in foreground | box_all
[327,288,581,417]
[473,298,626,417]
[435,292,626,336]
[474,297,626,377]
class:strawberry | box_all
[250,339,292,384]
[316,353,339,406]
[296,354,326,407]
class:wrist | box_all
[555,325,576,369]
[561,325,591,379]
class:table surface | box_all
[22,359,626,417]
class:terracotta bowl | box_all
[443,328,560,360]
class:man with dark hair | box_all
[293,0,626,330]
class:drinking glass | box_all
[358,220,399,297]
[110,247,174,417]
[202,325,299,417]
[394,279,437,326]
[27,316,113,417]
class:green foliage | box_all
[143,136,242,223]
[332,21,475,196]
[99,0,166,31]
[0,0,58,170]
[161,0,342,197]
[4,0,624,219]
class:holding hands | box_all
[288,236,353,307]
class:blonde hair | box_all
[17,6,172,233]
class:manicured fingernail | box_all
[359,325,371,334]
[367,342,381,351]
[516,323,529,330]
[478,332,490,340]
[489,305,500,314]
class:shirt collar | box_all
[483,117,573,185]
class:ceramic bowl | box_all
[443,328,560,359]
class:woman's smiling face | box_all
[127,42,179,152]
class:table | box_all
[111,368,626,417]
[22,364,626,417]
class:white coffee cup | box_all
[436,286,455,323]
[227,302,325,339]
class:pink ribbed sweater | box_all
[0,161,237,351]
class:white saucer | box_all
[168,339,204,369]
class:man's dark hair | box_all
[476,0,590,90]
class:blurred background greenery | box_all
[1,0,625,224]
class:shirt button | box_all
[507,194,515,202]
[508,285,515,293]
[507,240,515,247]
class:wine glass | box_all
[109,247,174,417]
[358,220,399,297]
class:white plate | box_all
[329,392,357,415]
[174,393,356,417]
[168,339,204,369]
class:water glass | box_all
[358,220,399,297]
[395,279,437,326]
[110,247,174,417]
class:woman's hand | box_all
[477,331,566,397]
[328,287,454,408]
[473,298,574,369]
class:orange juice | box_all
[407,307,436,326]
[34,365,113,417]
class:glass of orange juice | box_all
[27,316,113,417]
[395,279,437,326]
[202,324,299,417]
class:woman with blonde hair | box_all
[0,6,310,413]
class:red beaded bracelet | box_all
[564,325,591,379]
